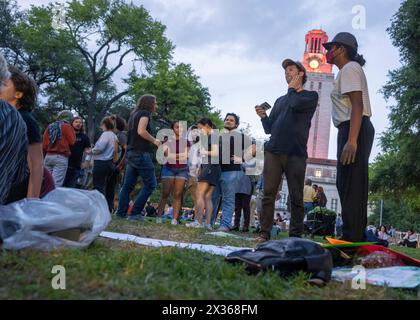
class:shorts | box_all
[161,166,189,180]
[198,164,221,187]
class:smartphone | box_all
[260,102,272,111]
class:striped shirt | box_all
[0,101,29,204]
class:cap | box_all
[282,59,306,74]
[282,59,307,84]
[323,32,358,51]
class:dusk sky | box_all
[18,0,404,161]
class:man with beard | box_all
[210,113,253,231]
[63,117,91,188]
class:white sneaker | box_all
[186,221,204,229]
[205,224,213,231]
[156,217,162,224]
[171,219,178,225]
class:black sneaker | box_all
[229,226,239,232]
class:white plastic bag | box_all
[0,188,111,250]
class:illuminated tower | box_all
[302,29,334,159]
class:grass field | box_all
[1,217,419,300]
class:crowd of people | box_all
[3,31,408,246]
[365,222,418,248]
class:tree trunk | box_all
[87,113,96,144]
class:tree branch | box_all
[36,73,61,86]
[70,82,89,107]
[98,48,133,83]
[101,90,129,116]
[65,20,95,74]
[97,41,122,77]
[93,37,113,66]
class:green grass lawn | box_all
[1,217,419,300]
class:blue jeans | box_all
[116,152,157,217]
[211,170,242,228]
[304,202,314,215]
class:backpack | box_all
[225,238,333,282]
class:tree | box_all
[1,0,173,141]
[128,62,223,130]
[370,0,420,217]
[0,0,70,87]
[368,198,420,231]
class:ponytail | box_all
[352,53,366,67]
[345,45,366,67]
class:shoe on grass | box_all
[186,221,204,229]
[218,226,230,232]
[255,233,270,243]
[171,219,178,226]
[128,214,144,221]
[156,217,163,224]
[229,226,239,232]
[205,224,213,231]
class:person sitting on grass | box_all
[145,201,157,217]
[398,229,418,248]
[0,65,55,204]
[0,54,29,205]
[365,223,388,247]
[377,225,391,242]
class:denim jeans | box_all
[211,170,242,228]
[116,151,157,217]
[304,202,314,216]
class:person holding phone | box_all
[255,59,318,242]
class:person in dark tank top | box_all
[116,94,161,220]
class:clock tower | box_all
[302,29,334,159]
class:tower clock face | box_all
[309,59,320,69]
